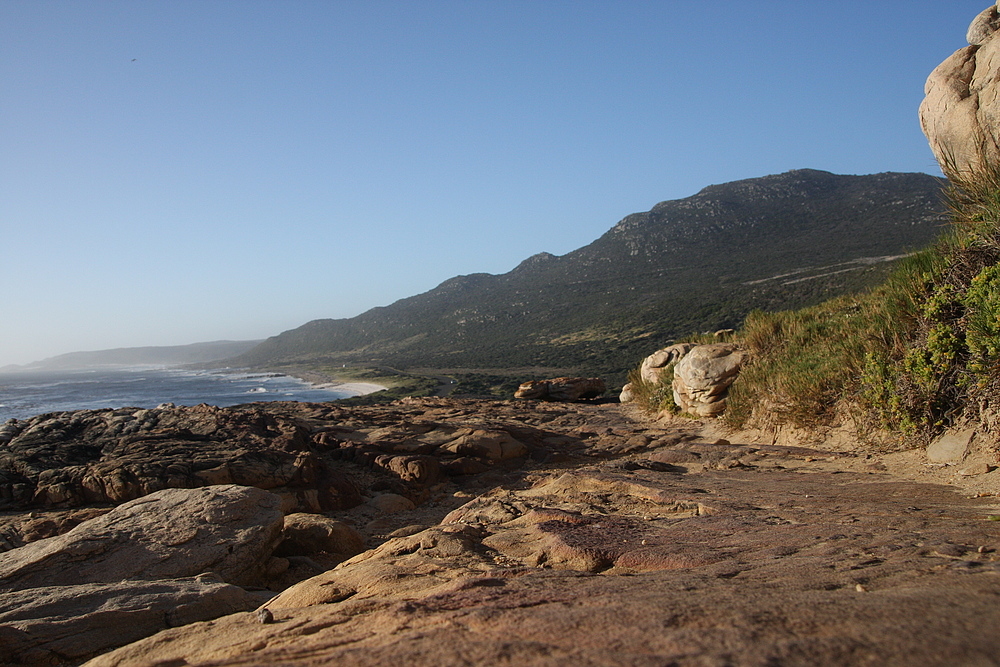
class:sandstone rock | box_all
[265,523,492,610]
[441,429,528,461]
[959,461,992,476]
[639,343,696,384]
[275,513,366,562]
[368,493,416,514]
[374,454,441,485]
[672,343,745,417]
[0,575,258,666]
[618,383,635,403]
[83,455,1000,667]
[0,403,360,512]
[514,377,606,401]
[920,3,1000,174]
[0,485,284,590]
[927,427,976,463]
[968,4,1000,45]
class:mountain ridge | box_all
[5,340,264,373]
[232,169,949,382]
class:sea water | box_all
[0,367,361,422]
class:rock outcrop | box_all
[6,395,999,666]
[0,485,281,665]
[639,343,696,384]
[920,2,1000,173]
[672,343,746,417]
[0,485,285,590]
[82,428,1000,667]
[621,343,744,418]
[0,575,258,666]
[514,377,606,401]
[0,400,555,516]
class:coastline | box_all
[279,368,388,397]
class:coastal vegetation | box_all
[633,162,1000,443]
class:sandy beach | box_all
[311,381,387,396]
[279,368,388,397]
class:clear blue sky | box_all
[0,1,987,366]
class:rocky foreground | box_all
[0,397,998,665]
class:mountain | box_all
[10,340,263,372]
[233,170,949,382]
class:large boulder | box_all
[275,513,366,563]
[639,343,697,385]
[672,344,745,417]
[920,2,1000,174]
[0,485,285,591]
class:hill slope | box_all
[235,170,948,381]
[12,340,263,372]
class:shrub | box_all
[721,159,1000,440]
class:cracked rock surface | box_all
[29,397,994,667]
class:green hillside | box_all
[233,169,948,386]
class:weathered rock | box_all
[82,456,1000,667]
[0,574,259,666]
[920,3,1000,174]
[927,427,976,463]
[0,485,284,590]
[639,343,697,385]
[374,454,441,485]
[968,3,1000,45]
[618,383,635,403]
[266,523,493,611]
[441,429,528,461]
[0,508,110,553]
[368,493,416,514]
[672,343,745,417]
[514,377,606,402]
[0,403,360,512]
[275,513,366,562]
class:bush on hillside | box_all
[715,161,1000,441]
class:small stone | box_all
[256,608,274,624]
[959,462,991,476]
[855,584,868,592]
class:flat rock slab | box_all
[85,460,1000,666]
[0,485,284,590]
[0,575,260,666]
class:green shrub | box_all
[720,159,1000,440]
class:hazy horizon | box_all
[2,1,982,367]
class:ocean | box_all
[0,367,365,422]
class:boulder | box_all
[920,2,1000,174]
[275,513,366,562]
[672,343,745,417]
[514,377,606,401]
[639,343,696,384]
[0,485,285,591]
[368,493,416,514]
[440,429,528,461]
[374,454,441,485]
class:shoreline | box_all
[279,368,388,397]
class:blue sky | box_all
[0,1,988,366]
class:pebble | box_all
[256,608,274,624]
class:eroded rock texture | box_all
[920,2,1000,173]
